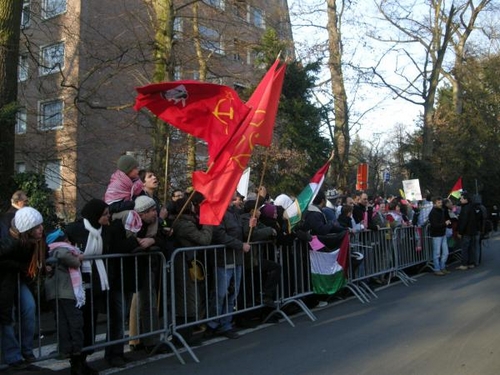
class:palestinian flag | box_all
[286,159,331,231]
[449,177,462,199]
[310,232,349,295]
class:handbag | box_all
[189,259,205,282]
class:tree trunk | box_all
[0,0,22,198]
[151,0,174,201]
[188,2,208,181]
[326,0,350,189]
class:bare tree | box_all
[326,0,350,189]
[441,0,494,114]
[370,0,456,161]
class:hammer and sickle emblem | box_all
[230,132,260,169]
[212,99,235,134]
[250,109,266,128]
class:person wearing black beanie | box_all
[65,199,138,370]
[81,199,109,229]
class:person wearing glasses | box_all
[165,189,185,215]
[0,191,29,239]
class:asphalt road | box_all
[111,234,500,375]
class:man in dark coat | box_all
[456,192,479,270]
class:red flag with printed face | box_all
[134,81,250,161]
[193,61,286,225]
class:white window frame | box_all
[44,160,62,190]
[21,1,31,29]
[42,0,66,19]
[203,0,225,10]
[39,99,63,131]
[251,7,265,29]
[40,42,65,76]
[15,109,27,135]
[199,26,225,55]
[18,54,29,82]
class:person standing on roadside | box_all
[428,197,452,276]
[0,207,45,370]
[456,192,479,270]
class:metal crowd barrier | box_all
[5,251,185,367]
[348,228,397,303]
[168,240,317,363]
[5,224,463,367]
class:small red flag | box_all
[134,81,250,162]
[193,61,286,225]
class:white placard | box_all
[402,179,422,201]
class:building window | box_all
[44,160,62,190]
[39,99,63,131]
[251,7,265,29]
[40,42,65,76]
[42,0,66,19]
[173,66,182,81]
[18,54,29,82]
[15,109,27,135]
[16,163,26,173]
[21,1,31,28]
[199,26,224,55]
[203,0,225,10]
[173,18,182,39]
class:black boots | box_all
[70,355,84,375]
[70,354,98,375]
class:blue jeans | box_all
[432,236,449,271]
[1,282,35,364]
[207,265,242,332]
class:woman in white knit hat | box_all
[0,207,44,370]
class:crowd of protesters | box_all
[0,154,496,373]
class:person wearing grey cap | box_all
[127,196,169,355]
[0,207,45,370]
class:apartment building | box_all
[15,0,293,220]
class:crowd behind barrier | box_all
[3,224,466,367]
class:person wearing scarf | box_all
[65,198,110,375]
[65,198,139,370]
[0,207,44,369]
[104,155,144,234]
[45,229,87,374]
[104,154,143,215]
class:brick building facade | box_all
[15,0,293,220]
